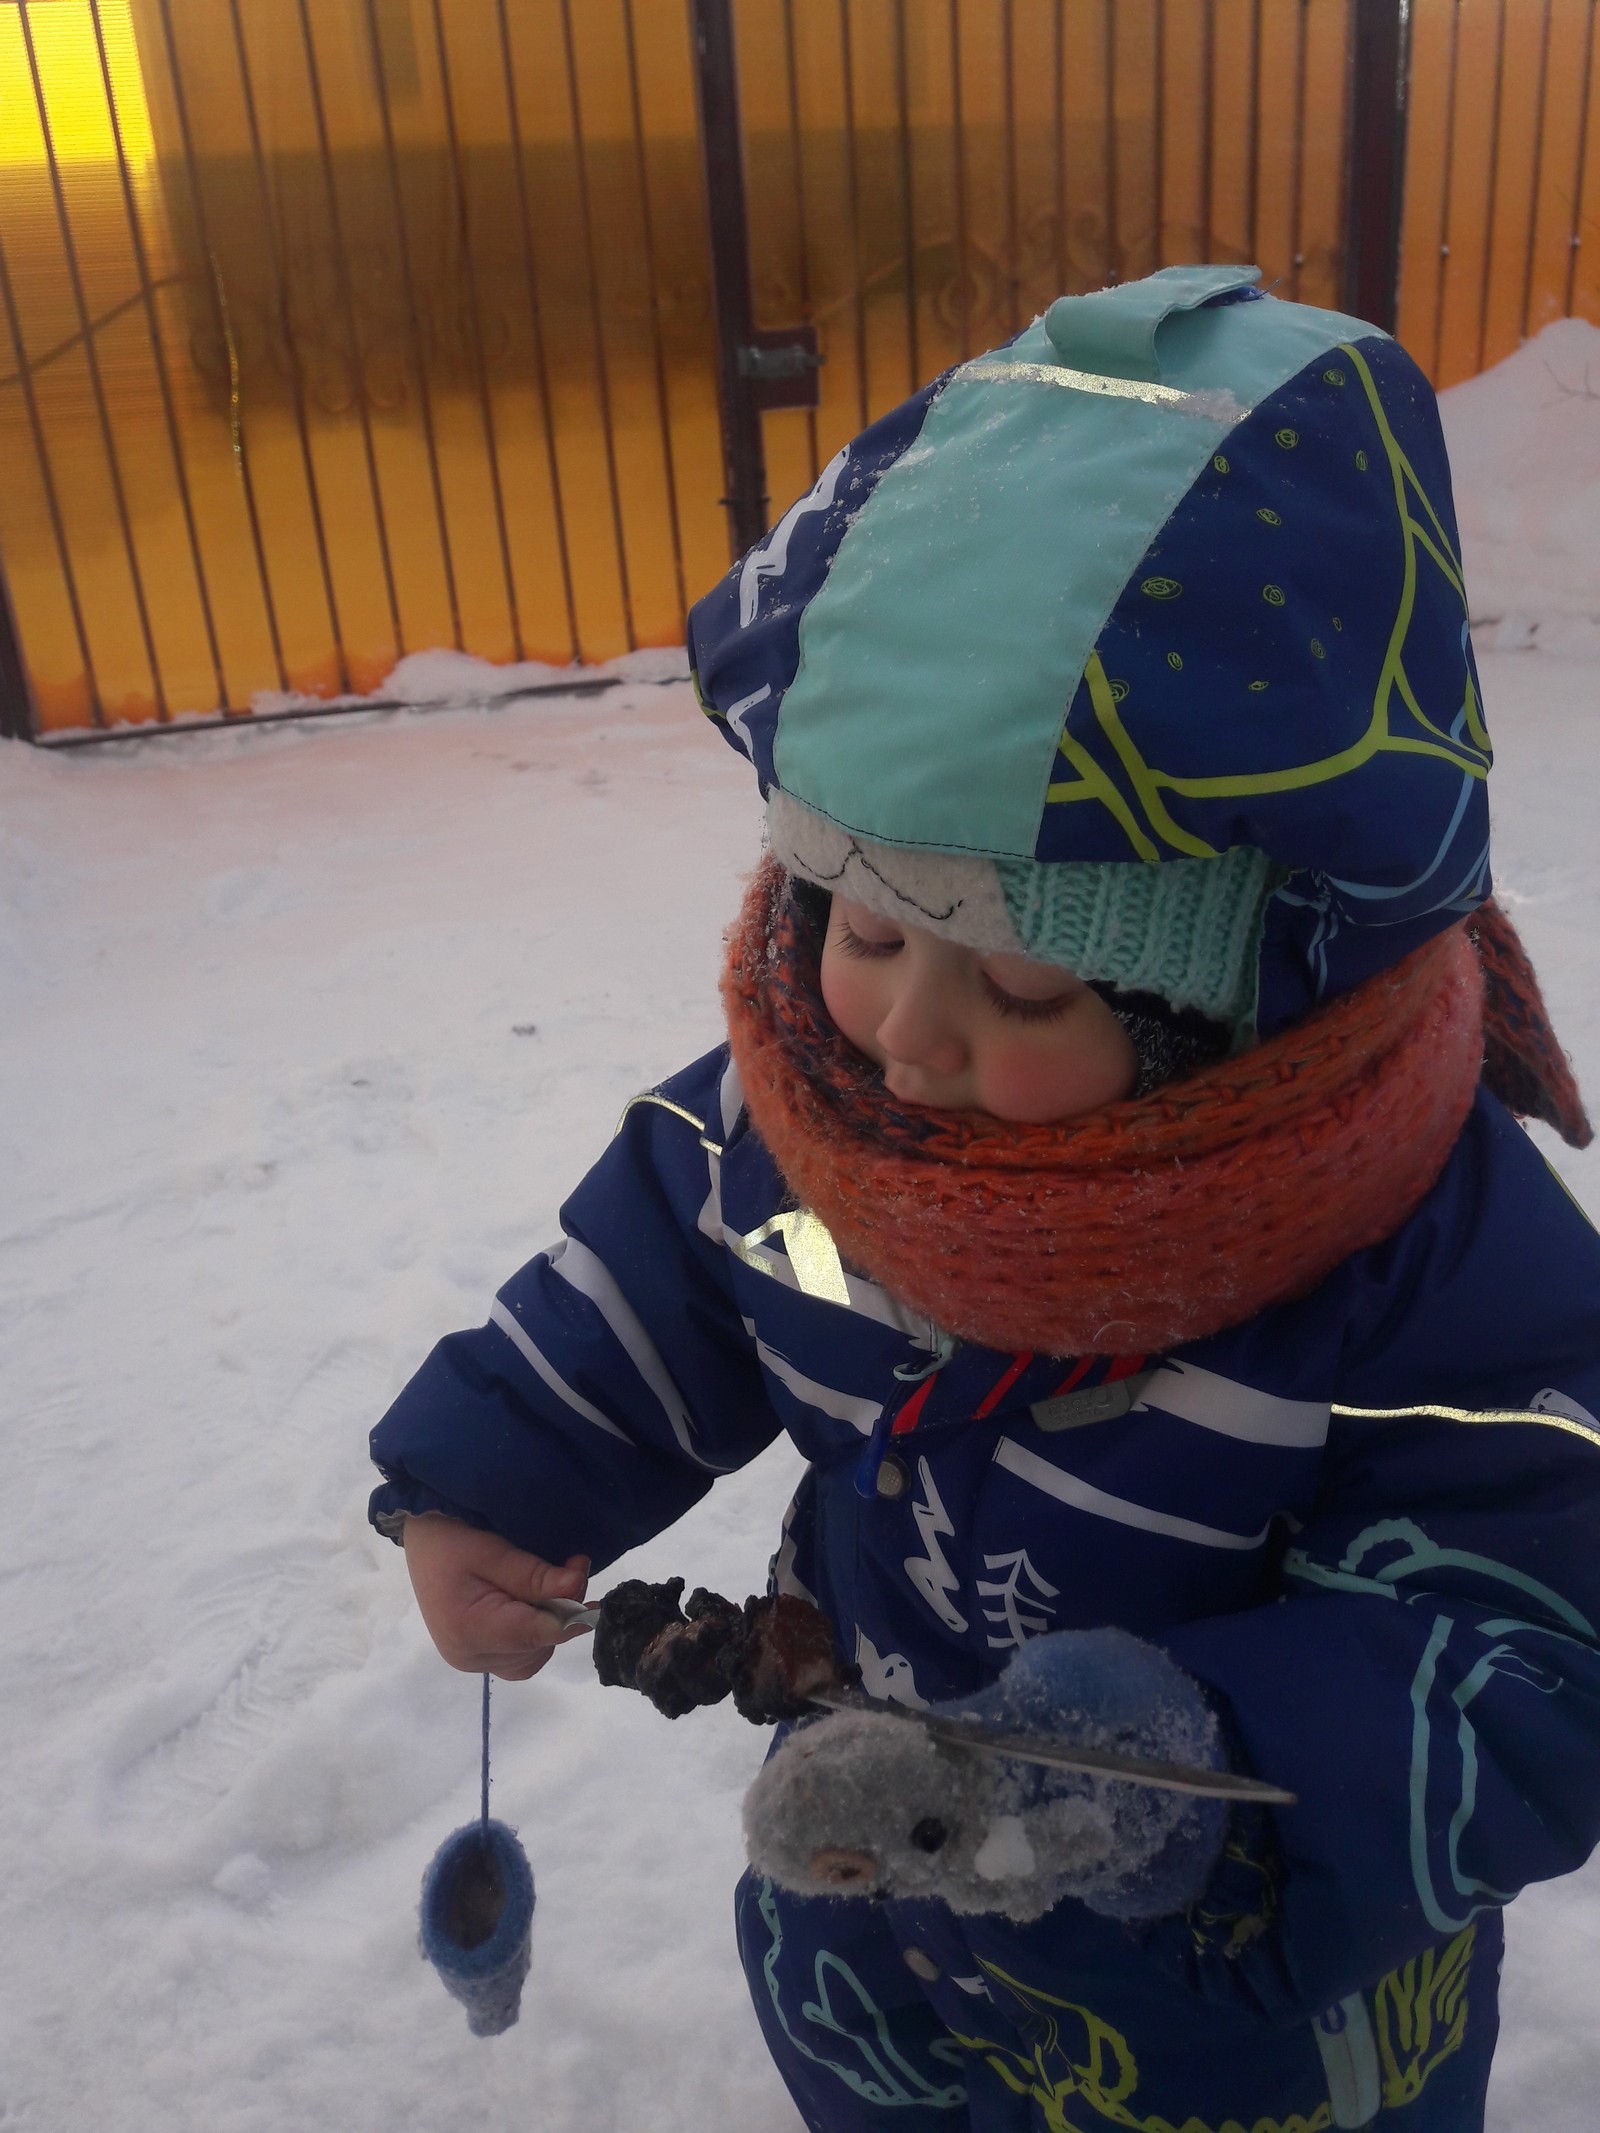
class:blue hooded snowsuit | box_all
[371,271,1600,2132]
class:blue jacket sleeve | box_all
[368,1049,786,1570]
[1162,1098,1600,2018]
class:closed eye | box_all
[837,919,904,960]
[981,973,1077,1023]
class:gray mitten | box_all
[743,1628,1228,1924]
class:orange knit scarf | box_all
[722,859,1491,1356]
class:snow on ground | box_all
[3,335,1600,2131]
[1441,315,1600,658]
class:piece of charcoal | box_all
[591,1577,687,1688]
[631,1588,742,1718]
[721,1593,859,1725]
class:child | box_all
[371,265,1600,2132]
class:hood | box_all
[687,264,1489,1039]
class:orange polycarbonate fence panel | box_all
[0,0,720,732]
[7,1,1595,736]
[736,0,1353,513]
[1397,0,1600,391]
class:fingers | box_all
[403,1515,594,1678]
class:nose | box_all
[808,1847,879,1891]
[876,973,968,1078]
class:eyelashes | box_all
[980,975,1076,1025]
[835,920,902,962]
[836,920,1076,1024]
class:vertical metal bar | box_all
[690,0,768,557]
[1245,0,1262,268]
[1518,0,1556,339]
[620,0,689,625]
[89,0,230,709]
[1200,0,1216,263]
[362,0,462,651]
[1431,0,1462,376]
[0,554,38,741]
[153,0,291,698]
[0,223,103,726]
[1153,0,1167,274]
[1103,0,1121,282]
[950,0,971,355]
[495,0,580,660]
[295,0,404,659]
[1289,0,1310,299]
[561,0,636,639]
[892,0,920,391]
[225,0,347,691]
[838,0,870,426]
[429,0,523,656]
[1054,0,1068,289]
[1342,0,1410,331]
[1565,0,1599,316]
[1003,0,1020,327]
[782,0,823,471]
[890,0,921,391]
[1474,0,1509,371]
[17,0,167,718]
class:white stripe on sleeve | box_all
[752,1334,884,1435]
[488,1296,632,1444]
[547,1235,726,1470]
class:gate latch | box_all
[736,325,823,411]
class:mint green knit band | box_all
[996,846,1279,1033]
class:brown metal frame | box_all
[152,0,290,698]
[429,0,524,658]
[1343,0,1411,331]
[17,0,168,718]
[0,554,37,741]
[559,0,637,646]
[620,0,690,624]
[890,0,920,392]
[294,0,406,660]
[362,0,464,650]
[1566,1,1599,319]
[1474,0,1510,374]
[220,0,350,692]
[89,0,231,710]
[494,0,581,663]
[0,0,1445,743]
[0,215,102,728]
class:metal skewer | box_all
[807,1689,1297,1806]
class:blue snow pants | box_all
[734,1870,1500,2133]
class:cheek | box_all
[978,1023,1138,1124]
[819,946,885,1060]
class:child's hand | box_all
[403,1512,591,1681]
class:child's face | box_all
[819,897,1139,1124]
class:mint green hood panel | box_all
[771,271,1386,862]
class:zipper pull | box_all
[856,1330,956,1500]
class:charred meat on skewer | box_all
[592,1578,858,1723]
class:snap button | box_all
[876,1453,911,1501]
[902,1948,941,1983]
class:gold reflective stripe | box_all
[1332,1402,1600,1457]
[612,1091,714,1144]
[735,1209,852,1306]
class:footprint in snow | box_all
[99,1535,376,1856]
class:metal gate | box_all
[0,1,1591,741]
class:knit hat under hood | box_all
[688,264,1491,1040]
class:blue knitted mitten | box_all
[419,1818,535,2035]
[743,1628,1228,1925]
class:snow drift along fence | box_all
[0,0,1595,742]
